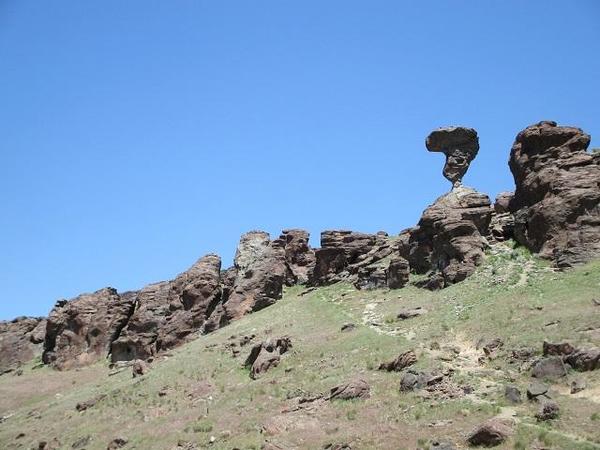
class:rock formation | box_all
[426,127,479,186]
[509,121,600,267]
[111,254,222,362]
[276,229,316,285]
[0,317,46,373]
[408,185,493,289]
[43,288,135,370]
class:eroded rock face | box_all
[311,230,398,286]
[408,186,493,289]
[223,231,287,321]
[426,127,479,186]
[509,121,600,268]
[0,317,46,373]
[43,288,135,370]
[276,229,316,285]
[111,254,222,362]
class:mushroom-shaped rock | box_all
[426,127,479,185]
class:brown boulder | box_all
[329,378,370,400]
[542,341,575,356]
[426,126,479,186]
[378,350,417,372]
[565,347,600,371]
[508,121,600,268]
[244,337,292,379]
[43,288,135,370]
[0,317,46,373]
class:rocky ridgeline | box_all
[1,121,599,372]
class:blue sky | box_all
[1,1,599,319]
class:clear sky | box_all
[1,1,599,320]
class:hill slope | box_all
[1,241,599,450]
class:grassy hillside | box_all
[1,242,599,450]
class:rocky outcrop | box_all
[426,127,479,186]
[276,229,315,285]
[508,121,600,268]
[408,186,493,289]
[489,192,515,242]
[111,254,222,362]
[0,317,46,373]
[43,288,136,370]
[222,231,287,321]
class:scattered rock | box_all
[542,341,575,356]
[531,356,567,379]
[466,418,512,447]
[527,382,550,401]
[72,435,92,449]
[397,307,426,320]
[132,359,148,378]
[329,378,370,400]
[378,350,417,372]
[426,126,480,186]
[430,442,456,450]
[509,121,600,268]
[570,378,586,394]
[340,323,356,333]
[76,394,106,412]
[323,443,351,450]
[504,385,522,404]
[244,337,292,379]
[564,347,600,371]
[399,369,444,392]
[107,437,128,449]
[535,400,560,421]
[38,440,61,450]
[482,338,504,357]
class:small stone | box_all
[535,400,560,421]
[340,323,356,332]
[504,385,522,404]
[570,379,586,394]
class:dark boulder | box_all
[564,347,600,371]
[378,350,417,372]
[531,356,567,380]
[535,400,560,421]
[466,418,512,447]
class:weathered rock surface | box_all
[489,192,515,242]
[386,256,410,289]
[531,356,567,380]
[408,186,493,289]
[329,378,370,400]
[509,121,600,268]
[43,288,135,370]
[111,254,222,362]
[276,229,316,285]
[244,337,292,379]
[535,400,560,421]
[223,231,287,321]
[426,127,479,186]
[0,317,46,373]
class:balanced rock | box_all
[43,288,135,370]
[426,126,479,186]
[0,317,46,373]
[509,121,600,268]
